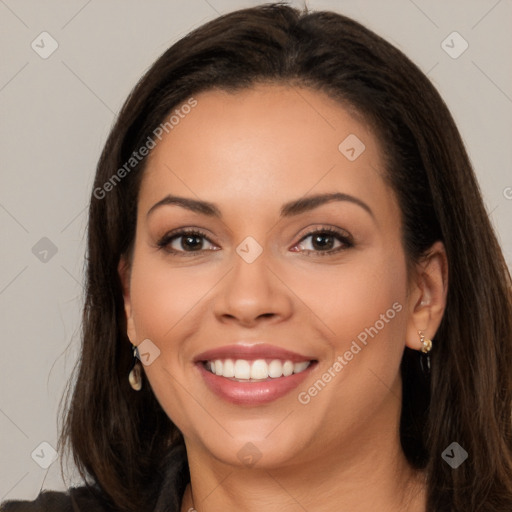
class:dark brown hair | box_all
[59,3,512,511]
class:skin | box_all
[118,84,448,512]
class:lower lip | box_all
[197,362,316,405]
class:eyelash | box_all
[156,227,354,257]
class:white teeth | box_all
[282,361,294,377]
[250,359,269,380]
[234,359,251,379]
[206,358,312,379]
[268,359,283,378]
[222,359,235,378]
[293,361,310,373]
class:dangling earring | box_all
[128,344,142,391]
[418,330,432,375]
[418,330,432,353]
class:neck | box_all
[183,451,425,512]
[180,390,426,512]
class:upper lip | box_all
[194,343,316,363]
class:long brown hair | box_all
[59,3,512,511]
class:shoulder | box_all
[0,486,111,512]
[1,490,71,512]
[1,444,189,512]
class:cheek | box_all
[295,253,408,426]
[348,258,408,384]
[127,252,212,429]
[346,253,407,350]
[292,247,408,351]
[129,251,214,343]
[342,261,405,337]
[313,248,409,414]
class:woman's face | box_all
[120,84,424,469]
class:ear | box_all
[118,255,137,344]
[405,241,448,351]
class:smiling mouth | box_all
[202,358,315,382]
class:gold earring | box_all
[129,345,142,391]
[418,330,432,354]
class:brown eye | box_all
[157,229,217,255]
[294,228,353,256]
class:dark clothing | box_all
[0,445,189,512]
[1,488,109,512]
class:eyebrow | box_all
[146,192,374,220]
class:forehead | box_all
[139,84,392,222]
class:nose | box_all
[211,249,294,328]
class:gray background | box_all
[1,0,511,501]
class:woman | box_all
[2,3,512,511]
